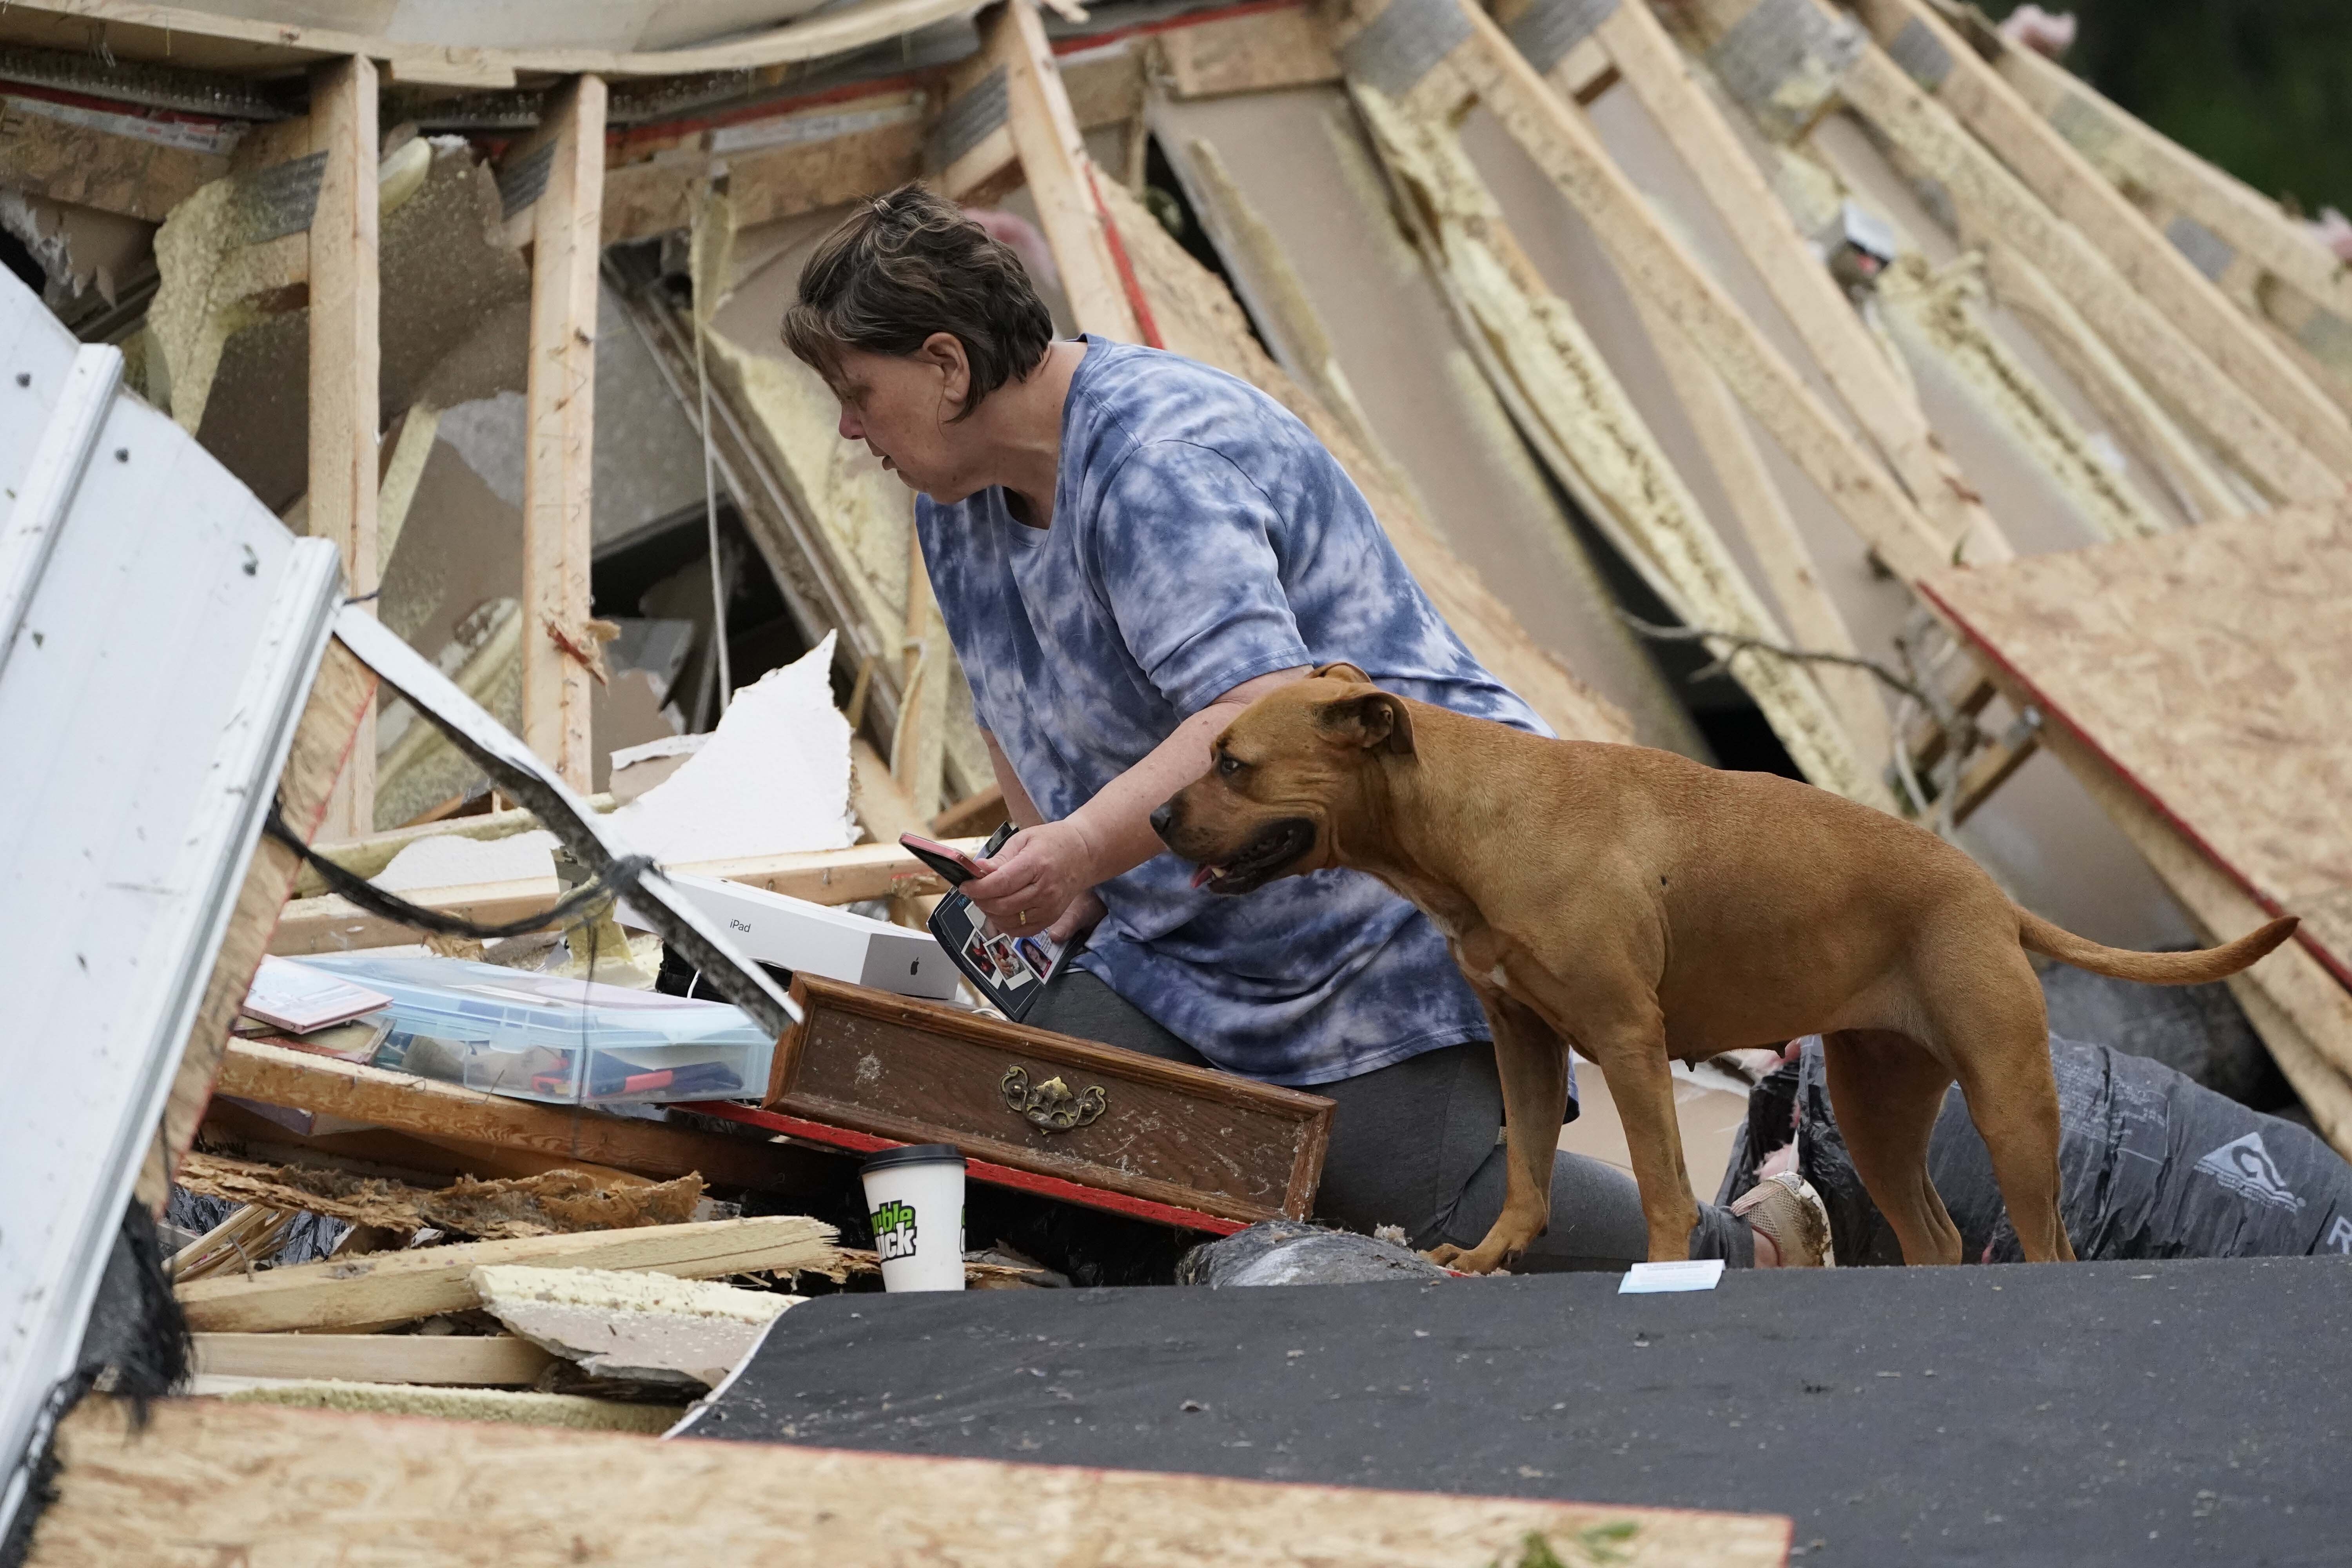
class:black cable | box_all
[262,799,656,942]
[1616,610,1935,706]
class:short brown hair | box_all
[783,184,1054,419]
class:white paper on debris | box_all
[610,630,857,865]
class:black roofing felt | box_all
[682,1254,2352,1568]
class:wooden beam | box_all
[1352,83,1886,807]
[175,1216,842,1334]
[603,88,926,245]
[136,641,376,1211]
[1813,20,2343,505]
[985,0,1143,339]
[1978,241,2250,526]
[853,735,935,846]
[894,524,950,822]
[308,57,381,842]
[266,838,976,953]
[192,1333,555,1386]
[210,1039,838,1192]
[1985,35,2352,381]
[1356,0,1958,585]
[517,76,608,789]
[1845,0,2352,480]
[35,1398,1794,1567]
[0,0,996,83]
[1629,290,1894,766]
[199,1094,658,1190]
[294,794,613,896]
[932,783,1009,838]
[1154,3,1341,98]
[1902,668,1994,779]
[1592,0,2005,557]
[851,737,943,927]
[1943,711,2038,828]
[268,871,564,954]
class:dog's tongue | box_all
[1190,864,1218,889]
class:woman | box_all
[782,185,1819,1270]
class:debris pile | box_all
[7,0,2352,1556]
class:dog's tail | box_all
[2016,907,2298,985]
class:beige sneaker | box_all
[1730,1171,1835,1268]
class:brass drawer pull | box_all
[1002,1066,1107,1131]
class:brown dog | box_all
[1151,665,2297,1271]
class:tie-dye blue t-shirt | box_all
[915,337,1552,1087]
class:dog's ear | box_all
[1317,690,1415,756]
[1312,661,1372,685]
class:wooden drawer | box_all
[765,976,1332,1224]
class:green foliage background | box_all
[1976,0,2352,217]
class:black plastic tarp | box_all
[681,1255,2352,1568]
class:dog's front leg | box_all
[1427,988,1566,1275]
[1585,1017,1700,1262]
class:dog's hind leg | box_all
[1821,1030,1962,1265]
[1428,985,1567,1275]
[1922,948,2075,1263]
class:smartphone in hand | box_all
[899,832,992,887]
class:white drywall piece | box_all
[609,630,857,865]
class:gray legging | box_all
[1027,972,1755,1269]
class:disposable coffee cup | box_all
[859,1144,967,1292]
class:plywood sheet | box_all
[28,1397,1791,1567]
[1924,502,2352,986]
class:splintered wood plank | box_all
[1921,501,2352,998]
[1843,0,2352,480]
[192,1332,555,1386]
[137,641,377,1210]
[174,1215,840,1333]
[516,75,607,789]
[307,57,380,840]
[29,1399,1793,1567]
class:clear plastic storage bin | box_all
[293,952,774,1106]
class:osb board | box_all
[28,1399,1790,1567]
[1922,502,2352,987]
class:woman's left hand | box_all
[965,820,1098,938]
